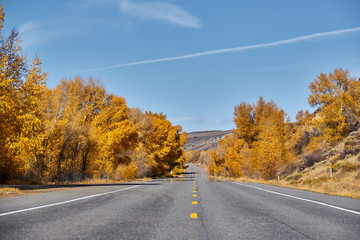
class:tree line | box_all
[0,5,187,183]
[188,68,360,180]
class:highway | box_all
[0,164,359,239]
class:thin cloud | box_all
[119,0,201,28]
[19,20,75,47]
[76,26,360,72]
[19,17,109,47]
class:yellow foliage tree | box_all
[93,94,138,178]
[0,6,48,182]
[234,102,255,144]
[142,112,186,176]
[215,97,292,179]
[0,3,188,183]
[308,68,359,143]
[122,162,138,180]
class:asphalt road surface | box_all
[1,164,359,239]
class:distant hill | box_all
[184,130,232,152]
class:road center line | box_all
[234,183,360,215]
[0,185,141,217]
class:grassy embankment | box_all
[204,130,360,199]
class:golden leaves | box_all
[207,68,360,180]
[0,3,187,183]
[308,68,359,144]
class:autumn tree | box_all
[222,135,249,177]
[0,5,47,182]
[0,4,188,183]
[209,97,292,179]
[140,112,186,176]
[234,102,255,144]
[308,68,359,143]
[92,94,138,178]
[198,151,211,165]
[15,56,47,181]
[288,110,312,155]
[184,151,200,163]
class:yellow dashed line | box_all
[192,201,198,205]
[193,190,197,193]
[190,213,198,219]
[193,194,198,197]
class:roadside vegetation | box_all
[186,69,360,198]
[0,187,21,196]
[0,5,187,184]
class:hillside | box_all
[279,128,360,198]
[184,130,231,152]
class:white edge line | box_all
[234,183,360,215]
[0,185,141,217]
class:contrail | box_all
[76,26,360,72]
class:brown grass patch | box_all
[0,187,21,196]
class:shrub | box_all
[285,173,302,182]
[171,165,183,175]
[122,163,138,180]
[300,151,324,169]
[114,165,124,180]
[303,179,312,185]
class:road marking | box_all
[190,213,198,218]
[234,183,360,215]
[192,201,198,205]
[193,190,197,193]
[193,194,198,197]
[0,185,141,217]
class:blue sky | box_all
[3,0,360,132]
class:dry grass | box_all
[280,153,360,199]
[0,177,154,198]
[0,187,21,196]
[234,175,360,199]
[205,153,360,199]
[135,177,152,182]
[58,176,153,185]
